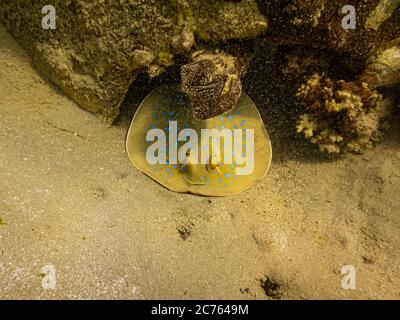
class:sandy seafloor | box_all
[1,25,400,299]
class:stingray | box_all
[126,85,272,196]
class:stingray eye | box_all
[206,163,219,172]
[181,150,191,166]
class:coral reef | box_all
[296,74,392,154]
[295,44,399,154]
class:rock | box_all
[171,28,194,54]
[257,0,400,65]
[364,46,400,88]
[0,0,267,122]
[132,49,155,67]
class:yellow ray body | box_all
[126,85,272,196]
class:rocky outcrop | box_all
[257,0,400,65]
[0,0,267,122]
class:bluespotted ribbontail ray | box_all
[126,85,272,196]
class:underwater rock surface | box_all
[257,0,400,63]
[0,0,266,122]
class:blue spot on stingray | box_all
[166,168,171,173]
[228,115,233,120]
[234,125,238,129]
[225,173,230,178]
[220,116,225,122]
[218,178,222,183]
[173,164,177,169]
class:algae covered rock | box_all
[257,0,400,64]
[0,0,267,122]
[363,46,400,88]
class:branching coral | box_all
[296,74,393,154]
